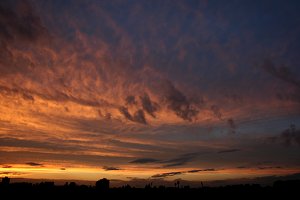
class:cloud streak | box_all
[161,153,199,167]
[25,162,43,167]
[103,166,121,171]
[218,149,241,154]
[129,158,159,164]
[152,168,217,178]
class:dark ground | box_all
[1,179,299,199]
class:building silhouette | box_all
[0,176,299,198]
[2,177,10,186]
[96,178,109,190]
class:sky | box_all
[0,0,300,185]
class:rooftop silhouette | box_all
[0,177,299,198]
[96,178,109,190]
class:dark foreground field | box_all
[0,178,299,199]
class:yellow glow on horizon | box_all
[1,164,299,182]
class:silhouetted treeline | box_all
[0,177,299,199]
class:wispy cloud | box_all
[161,153,199,167]
[2,165,12,168]
[218,149,241,154]
[25,162,43,167]
[152,171,182,178]
[0,171,26,176]
[188,168,216,173]
[152,168,217,178]
[103,166,121,171]
[129,158,160,164]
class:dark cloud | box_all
[140,94,159,118]
[152,171,182,178]
[236,166,247,169]
[109,139,166,152]
[201,168,216,171]
[122,94,158,123]
[187,168,216,173]
[261,60,300,88]
[187,169,203,173]
[0,0,50,75]
[129,158,159,164]
[133,109,147,124]
[60,168,66,170]
[119,106,133,121]
[276,92,300,103]
[119,107,147,124]
[227,118,236,134]
[22,92,34,101]
[131,153,200,168]
[162,80,198,121]
[267,124,300,146]
[218,149,241,154]
[161,152,198,167]
[236,161,283,170]
[0,0,49,43]
[278,124,300,146]
[2,165,12,168]
[25,162,43,166]
[125,95,137,105]
[261,60,300,103]
[257,166,282,170]
[210,105,222,119]
[103,166,121,171]
[153,168,217,178]
[0,171,25,175]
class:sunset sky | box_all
[0,0,300,185]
